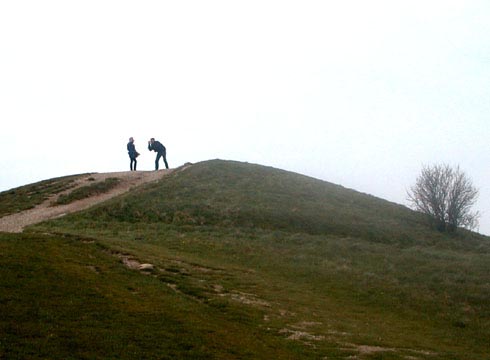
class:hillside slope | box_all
[53,159,485,247]
[0,170,172,232]
[2,160,490,359]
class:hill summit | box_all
[64,159,484,246]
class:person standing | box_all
[127,137,139,171]
[148,138,169,170]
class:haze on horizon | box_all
[1,1,489,234]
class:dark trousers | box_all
[155,152,169,170]
[130,157,137,171]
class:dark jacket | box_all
[148,140,166,154]
[127,142,137,157]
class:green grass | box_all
[0,175,85,217]
[3,160,490,359]
[30,221,490,359]
[52,177,121,206]
[0,232,306,359]
[70,160,456,245]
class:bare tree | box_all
[407,164,479,232]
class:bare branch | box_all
[407,164,479,232]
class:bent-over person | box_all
[148,138,169,170]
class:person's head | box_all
[150,138,155,143]
[129,137,134,142]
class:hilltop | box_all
[1,160,489,359]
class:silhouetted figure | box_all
[127,137,139,171]
[148,138,169,170]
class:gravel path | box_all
[0,170,172,233]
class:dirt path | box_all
[0,169,173,233]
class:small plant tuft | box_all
[53,178,121,206]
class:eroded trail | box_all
[0,170,171,233]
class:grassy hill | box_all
[0,174,85,218]
[1,159,490,359]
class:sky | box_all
[1,1,489,234]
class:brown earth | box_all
[0,169,174,233]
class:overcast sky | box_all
[1,1,489,234]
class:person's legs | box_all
[162,151,169,169]
[133,158,137,171]
[155,153,161,170]
[130,157,136,171]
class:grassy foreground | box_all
[0,232,303,359]
[2,160,490,359]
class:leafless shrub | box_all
[407,164,479,232]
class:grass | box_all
[0,175,85,217]
[0,232,315,359]
[2,160,490,359]
[52,177,121,206]
[31,221,490,358]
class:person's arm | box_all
[148,142,152,151]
